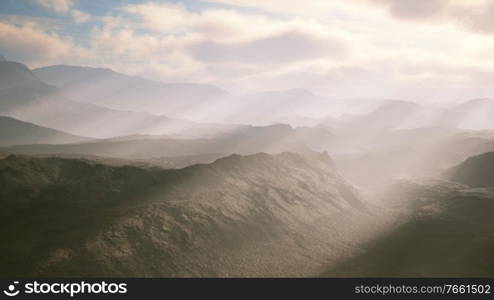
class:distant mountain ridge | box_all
[0,116,91,146]
[0,60,242,138]
[33,64,230,117]
[439,98,494,129]
[0,124,334,159]
[35,62,494,131]
[34,64,224,93]
[33,65,348,125]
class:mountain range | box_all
[4,56,494,278]
[33,65,229,118]
[0,60,240,138]
[0,123,334,159]
[7,59,494,138]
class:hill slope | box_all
[448,152,494,187]
[0,152,374,277]
[0,116,91,146]
[0,61,46,89]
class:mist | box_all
[2,0,494,279]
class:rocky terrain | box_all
[0,152,392,277]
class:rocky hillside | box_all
[0,152,375,277]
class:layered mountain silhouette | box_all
[0,60,239,138]
[0,124,333,159]
[326,98,494,132]
[33,65,336,125]
[0,116,91,146]
[439,99,494,129]
[327,100,451,133]
[27,62,494,133]
[33,65,229,117]
[0,152,368,277]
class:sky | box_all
[1,0,494,102]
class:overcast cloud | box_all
[0,0,493,101]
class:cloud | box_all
[34,0,74,14]
[121,3,347,42]
[115,3,350,65]
[205,0,494,35]
[76,1,494,99]
[35,0,92,25]
[71,9,90,24]
[122,2,190,33]
[68,1,350,83]
[188,30,347,64]
[361,0,494,35]
[0,22,79,66]
[370,0,449,21]
[87,25,205,81]
[4,0,494,102]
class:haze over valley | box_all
[2,0,494,277]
